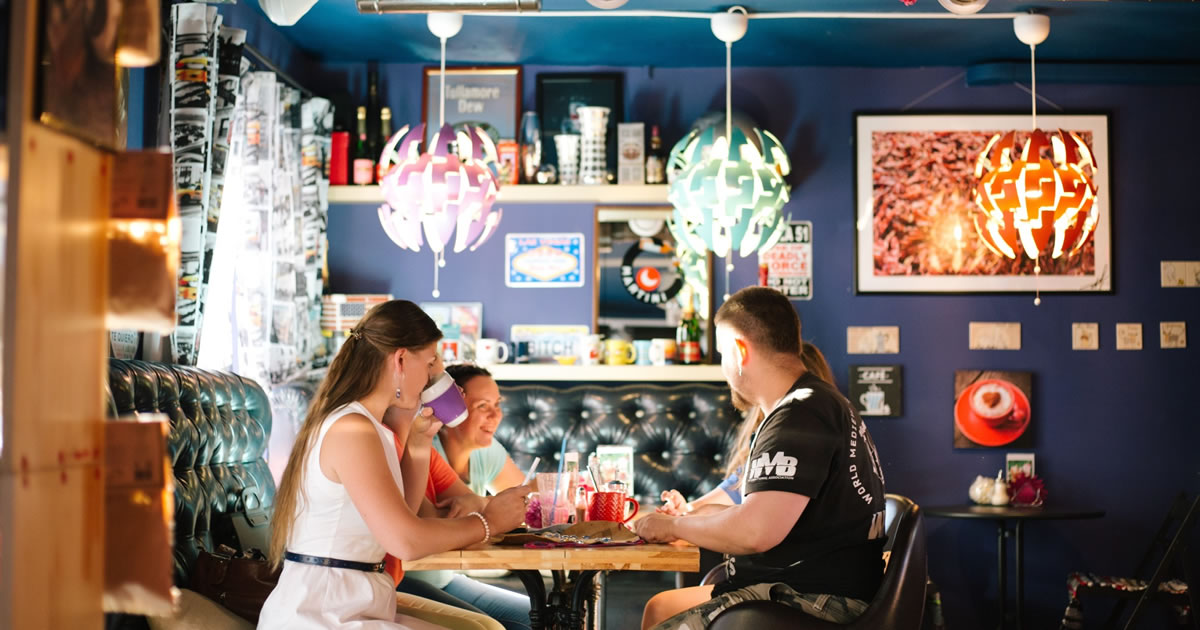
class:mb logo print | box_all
[749,451,798,481]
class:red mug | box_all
[586,491,639,524]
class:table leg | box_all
[997,521,1008,630]
[1015,521,1024,630]
[515,570,549,630]
[513,568,600,630]
[591,572,607,630]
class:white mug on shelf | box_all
[476,338,510,366]
[578,334,603,366]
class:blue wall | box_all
[323,61,1200,628]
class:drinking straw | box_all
[521,456,541,486]
[552,431,571,522]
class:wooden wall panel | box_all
[1,0,111,624]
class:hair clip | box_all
[349,329,363,340]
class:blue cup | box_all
[633,340,652,366]
[512,340,532,364]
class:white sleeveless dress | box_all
[257,401,446,629]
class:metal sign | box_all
[759,220,813,300]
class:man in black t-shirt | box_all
[634,287,886,628]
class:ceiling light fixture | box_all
[667,7,791,299]
[377,12,504,298]
[358,0,540,14]
[972,13,1099,305]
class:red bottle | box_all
[330,131,350,186]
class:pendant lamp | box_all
[377,13,503,298]
[972,14,1099,305]
[667,7,790,298]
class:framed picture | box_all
[1006,452,1035,481]
[422,66,522,144]
[594,206,714,355]
[537,72,624,179]
[505,233,586,288]
[855,114,1111,293]
[419,301,484,362]
[849,365,902,418]
[953,369,1033,449]
[36,0,120,148]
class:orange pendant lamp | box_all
[971,14,1100,303]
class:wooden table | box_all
[925,505,1105,630]
[407,543,699,630]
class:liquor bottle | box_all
[366,65,381,171]
[645,125,665,184]
[676,290,702,364]
[376,107,393,181]
[352,106,374,185]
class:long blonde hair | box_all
[268,300,442,568]
[725,341,833,476]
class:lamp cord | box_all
[440,36,447,128]
[725,41,732,143]
[1030,43,1036,131]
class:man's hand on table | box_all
[633,512,679,543]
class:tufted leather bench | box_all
[106,359,275,589]
[494,384,742,508]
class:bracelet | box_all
[467,511,490,544]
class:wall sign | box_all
[505,233,585,288]
[510,324,590,362]
[759,220,812,300]
[849,365,902,418]
[620,237,684,305]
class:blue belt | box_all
[284,551,386,573]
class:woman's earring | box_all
[395,371,404,399]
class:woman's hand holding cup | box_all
[483,484,534,535]
[658,489,689,516]
[407,407,442,450]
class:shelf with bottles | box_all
[487,363,724,383]
[327,183,670,205]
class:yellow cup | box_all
[603,339,637,366]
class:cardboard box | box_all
[104,416,175,616]
[617,123,645,185]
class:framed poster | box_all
[759,220,813,300]
[506,233,585,288]
[36,0,120,147]
[537,72,624,179]
[953,369,1033,449]
[422,66,521,144]
[856,114,1110,293]
[849,365,902,418]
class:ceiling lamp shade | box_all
[972,128,1098,261]
[376,12,504,297]
[971,13,1100,306]
[666,8,792,261]
[377,122,503,258]
[667,124,791,259]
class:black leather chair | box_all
[495,384,743,507]
[105,359,274,628]
[706,494,927,630]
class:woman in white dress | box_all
[259,300,531,629]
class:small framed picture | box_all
[419,302,484,362]
[536,72,625,179]
[422,66,522,145]
[1006,452,1036,481]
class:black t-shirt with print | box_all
[713,371,887,601]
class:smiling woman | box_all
[436,364,528,496]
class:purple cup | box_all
[420,372,468,428]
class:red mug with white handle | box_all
[586,491,639,524]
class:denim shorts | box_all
[652,582,869,629]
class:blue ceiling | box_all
[267,1,1200,69]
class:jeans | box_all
[399,574,533,630]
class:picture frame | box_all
[36,0,121,148]
[855,114,1111,294]
[849,365,902,418]
[537,72,624,180]
[953,369,1033,449]
[419,302,484,361]
[1006,452,1035,481]
[594,206,715,360]
[422,66,522,144]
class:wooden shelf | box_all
[328,184,669,206]
[487,364,724,382]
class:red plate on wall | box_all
[954,378,1031,447]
